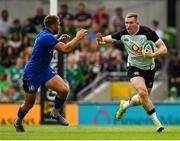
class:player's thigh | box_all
[147,88,152,96]
[130,76,148,95]
[143,69,155,89]
[44,75,69,94]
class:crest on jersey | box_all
[139,38,144,43]
[124,38,129,42]
[29,85,35,91]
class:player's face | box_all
[125,17,138,34]
[52,21,60,34]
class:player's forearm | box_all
[102,35,113,44]
[63,37,80,53]
[97,35,112,45]
[154,45,167,57]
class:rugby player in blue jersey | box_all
[14,15,87,132]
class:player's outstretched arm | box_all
[96,33,113,45]
[54,29,87,53]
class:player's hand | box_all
[76,29,88,39]
[58,34,70,41]
[96,32,106,45]
[143,49,155,58]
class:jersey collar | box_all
[130,25,140,36]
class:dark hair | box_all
[43,15,59,29]
[79,2,85,7]
[61,4,68,9]
[152,20,159,26]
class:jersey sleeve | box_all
[43,34,59,49]
[146,28,159,42]
[111,31,124,41]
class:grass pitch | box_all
[0,125,179,140]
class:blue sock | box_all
[54,96,65,109]
[17,107,26,120]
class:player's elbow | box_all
[163,46,168,55]
[62,46,72,54]
[56,46,71,54]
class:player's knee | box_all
[62,84,69,95]
[57,83,69,96]
[138,88,148,99]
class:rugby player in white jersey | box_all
[96,12,167,132]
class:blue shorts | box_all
[22,67,57,94]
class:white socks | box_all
[123,100,131,109]
[150,112,160,124]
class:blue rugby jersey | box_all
[25,29,58,73]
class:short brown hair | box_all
[43,15,59,28]
[126,12,138,20]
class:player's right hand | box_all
[76,29,88,39]
[58,34,70,41]
[96,32,106,45]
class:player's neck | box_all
[130,25,140,35]
[46,28,55,34]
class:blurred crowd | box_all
[166,49,180,102]
[0,3,176,102]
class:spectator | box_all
[167,50,180,97]
[81,22,100,52]
[151,20,164,39]
[0,65,9,102]
[22,18,37,35]
[8,57,24,83]
[10,18,22,34]
[22,36,32,61]
[31,7,46,30]
[93,3,109,33]
[2,85,16,102]
[22,18,37,43]
[0,34,15,67]
[8,32,22,57]
[0,10,12,38]
[0,35,7,64]
[66,54,84,101]
[77,51,92,86]
[102,44,125,72]
[74,2,92,29]
[59,14,77,42]
[109,7,125,33]
[58,3,73,26]
[164,86,178,103]
[88,52,101,82]
[109,7,124,32]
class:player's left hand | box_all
[143,49,155,58]
[58,34,70,41]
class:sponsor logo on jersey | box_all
[131,44,142,55]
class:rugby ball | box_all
[142,40,156,53]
